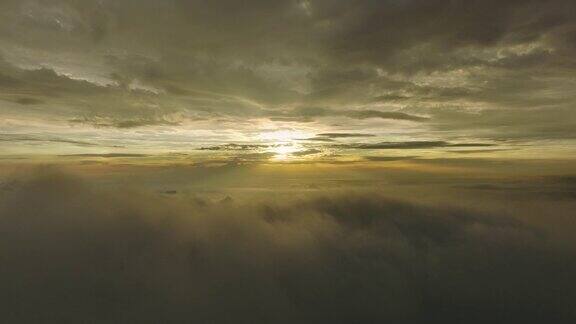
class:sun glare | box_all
[270,144,302,160]
[258,130,308,142]
[257,130,309,160]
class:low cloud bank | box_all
[0,172,575,323]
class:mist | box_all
[1,170,575,323]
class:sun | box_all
[257,130,309,160]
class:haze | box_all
[1,1,575,323]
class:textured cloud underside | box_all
[0,0,575,161]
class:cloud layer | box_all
[1,171,575,323]
[1,0,576,160]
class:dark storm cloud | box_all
[1,171,575,323]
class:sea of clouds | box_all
[0,170,575,323]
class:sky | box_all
[1,0,576,166]
[1,1,576,323]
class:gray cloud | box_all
[291,149,322,156]
[364,156,418,162]
[449,149,514,154]
[345,110,430,121]
[13,97,44,105]
[58,153,149,158]
[0,0,573,149]
[338,141,496,150]
[316,133,376,138]
[298,137,335,143]
[0,134,101,147]
[231,152,277,162]
[272,106,428,122]
[430,107,576,140]
[199,144,271,151]
[69,115,182,128]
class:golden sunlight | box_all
[269,144,302,160]
[2,1,576,322]
[258,130,310,142]
[257,130,309,160]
